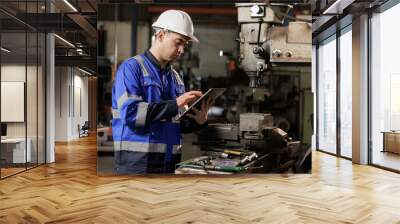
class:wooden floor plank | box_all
[0,135,399,223]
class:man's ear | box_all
[157,30,166,42]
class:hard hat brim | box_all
[152,23,199,43]
[187,34,199,43]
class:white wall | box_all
[72,73,89,138]
[1,65,26,140]
[55,67,89,141]
[1,65,26,82]
[1,64,46,164]
[1,65,36,138]
[55,67,68,141]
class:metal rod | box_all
[336,25,341,157]
[148,6,237,16]
[0,8,38,32]
[25,0,28,171]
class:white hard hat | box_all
[152,10,199,43]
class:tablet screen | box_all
[177,88,226,121]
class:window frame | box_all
[315,20,353,161]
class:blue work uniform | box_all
[112,50,204,174]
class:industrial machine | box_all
[175,3,312,174]
[236,3,311,88]
[176,112,310,174]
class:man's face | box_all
[158,31,189,61]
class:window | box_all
[339,27,352,158]
[317,35,337,154]
[0,1,47,179]
[371,2,400,171]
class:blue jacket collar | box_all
[144,50,171,71]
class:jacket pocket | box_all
[142,76,162,101]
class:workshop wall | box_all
[136,21,150,56]
[191,24,237,78]
[103,21,237,78]
[103,21,132,65]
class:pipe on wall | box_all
[148,6,237,16]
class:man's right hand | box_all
[176,91,203,107]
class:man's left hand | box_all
[186,97,214,125]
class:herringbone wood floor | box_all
[1,135,400,224]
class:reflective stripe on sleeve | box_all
[117,92,143,109]
[135,102,149,127]
[114,92,143,119]
[114,141,167,153]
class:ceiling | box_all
[0,0,313,71]
[311,0,391,43]
[0,0,98,71]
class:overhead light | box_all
[76,48,88,56]
[54,34,75,48]
[78,67,94,76]
[63,0,78,12]
[219,50,232,58]
[1,47,11,53]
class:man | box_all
[112,10,211,174]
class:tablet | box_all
[177,88,226,121]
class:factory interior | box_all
[0,0,400,223]
[97,3,313,174]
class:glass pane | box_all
[339,28,352,158]
[27,31,38,169]
[371,4,400,171]
[312,45,317,150]
[317,36,337,154]
[97,4,116,174]
[38,32,45,165]
[1,30,27,177]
